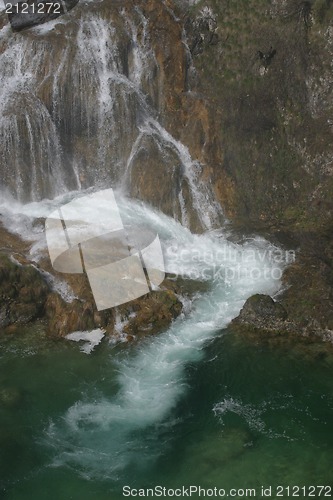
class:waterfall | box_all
[0,0,289,485]
[42,191,285,480]
[0,1,222,230]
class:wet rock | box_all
[238,294,287,323]
[128,135,187,223]
[164,274,211,296]
[0,221,186,339]
[0,254,49,329]
[231,294,288,333]
[8,0,79,32]
[119,289,183,337]
[174,0,333,339]
[45,293,103,338]
[45,278,183,339]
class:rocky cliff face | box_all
[0,0,221,231]
[174,0,333,338]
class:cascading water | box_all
[42,192,285,481]
[0,0,288,491]
[0,1,220,229]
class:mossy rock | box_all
[118,289,183,337]
[237,294,287,322]
[45,293,101,337]
[0,253,49,329]
[231,294,288,334]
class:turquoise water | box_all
[1,326,333,500]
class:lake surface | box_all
[1,325,332,500]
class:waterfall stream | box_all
[0,0,287,490]
[42,193,284,480]
[0,2,220,230]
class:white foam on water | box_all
[213,397,266,433]
[213,394,307,441]
[66,329,105,354]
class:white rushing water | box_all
[0,4,221,230]
[0,189,286,478]
[0,189,284,480]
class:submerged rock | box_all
[0,387,23,408]
[178,427,253,485]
